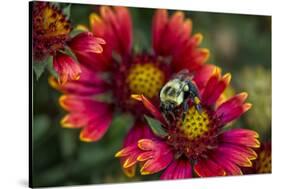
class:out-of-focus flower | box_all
[243,142,271,174]
[32,2,71,61]
[50,6,212,176]
[254,142,271,174]
[213,26,238,61]
[32,2,105,84]
[236,66,271,139]
[116,69,260,179]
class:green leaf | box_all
[46,59,58,79]
[69,28,84,38]
[33,56,53,80]
[60,46,78,62]
[144,115,168,138]
[62,4,71,19]
[50,2,60,8]
[60,130,77,158]
[33,114,50,141]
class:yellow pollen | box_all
[126,63,165,98]
[41,5,71,37]
[256,151,271,173]
[179,106,210,140]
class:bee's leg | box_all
[163,109,175,123]
[161,110,168,123]
[167,111,176,122]
[193,96,202,114]
[171,112,176,121]
[163,113,171,125]
[183,100,189,112]
[182,100,189,121]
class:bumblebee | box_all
[160,70,202,121]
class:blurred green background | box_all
[32,2,271,187]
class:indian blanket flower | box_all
[254,142,271,174]
[49,6,211,176]
[243,142,271,174]
[32,2,105,84]
[115,69,260,179]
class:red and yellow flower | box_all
[254,142,271,174]
[115,69,260,179]
[32,2,104,84]
[243,142,271,174]
[50,6,211,176]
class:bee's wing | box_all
[173,69,193,81]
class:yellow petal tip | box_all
[48,76,59,89]
[75,24,89,32]
[79,133,93,143]
[240,92,248,100]
[131,94,142,101]
[195,33,203,44]
[244,103,252,111]
[115,150,123,158]
[223,73,232,84]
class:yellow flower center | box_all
[35,4,71,37]
[126,63,165,98]
[179,106,210,140]
[256,150,271,173]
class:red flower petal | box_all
[119,121,155,177]
[216,93,252,124]
[153,10,185,56]
[115,145,137,158]
[137,151,154,161]
[60,112,89,128]
[215,144,255,167]
[58,95,113,138]
[70,32,105,54]
[79,111,113,142]
[123,121,155,147]
[137,139,173,175]
[116,141,143,177]
[201,71,231,106]
[93,6,132,56]
[219,129,260,148]
[131,94,166,124]
[49,65,109,95]
[152,9,168,54]
[216,92,248,113]
[194,158,226,177]
[59,95,110,112]
[53,53,82,85]
[193,64,216,91]
[226,144,258,160]
[49,77,108,96]
[68,32,109,71]
[160,160,192,180]
[137,139,156,151]
[172,33,209,72]
[217,103,252,125]
[114,6,133,54]
[121,165,136,178]
[152,10,208,72]
[210,152,242,175]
